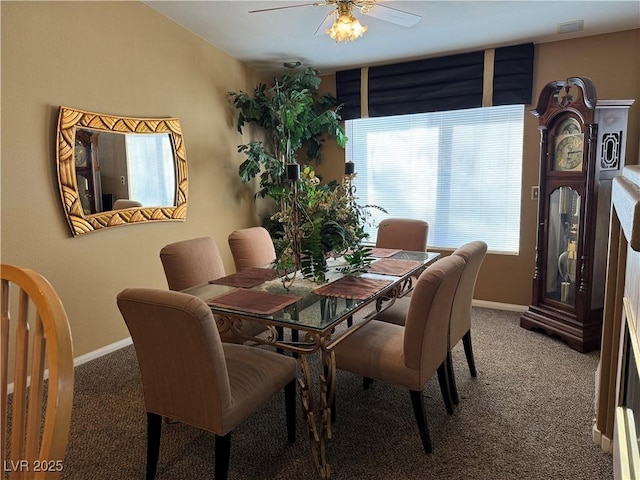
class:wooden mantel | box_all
[594,165,640,476]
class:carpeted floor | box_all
[61,307,612,479]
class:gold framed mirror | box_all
[56,106,188,237]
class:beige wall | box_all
[1,1,638,360]
[1,1,262,358]
[317,29,640,307]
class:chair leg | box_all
[436,362,454,415]
[363,376,373,389]
[215,432,231,480]
[276,326,284,355]
[285,379,296,443]
[409,390,433,454]
[291,329,299,358]
[462,330,477,377]
[146,412,162,480]
[446,351,460,405]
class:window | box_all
[346,104,524,254]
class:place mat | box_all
[367,258,423,276]
[369,247,401,258]
[209,268,278,288]
[312,276,393,300]
[207,289,301,315]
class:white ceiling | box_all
[144,1,640,77]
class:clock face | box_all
[553,118,584,171]
[75,144,88,167]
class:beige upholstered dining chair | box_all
[376,218,429,252]
[446,241,487,403]
[375,241,488,405]
[227,227,297,349]
[117,288,297,480]
[159,237,266,343]
[1,264,74,480]
[375,218,429,303]
[333,255,465,454]
[228,226,276,272]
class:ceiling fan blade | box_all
[362,4,421,27]
[249,1,330,14]
[314,11,336,36]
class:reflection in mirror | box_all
[56,106,188,237]
[124,133,176,207]
[74,129,176,214]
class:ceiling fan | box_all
[249,1,422,42]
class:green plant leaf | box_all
[229,66,346,194]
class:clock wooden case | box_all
[521,77,633,352]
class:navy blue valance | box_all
[335,68,361,121]
[493,43,535,106]
[367,51,484,118]
[336,43,534,120]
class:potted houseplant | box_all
[229,67,377,283]
[229,66,347,199]
[272,165,375,283]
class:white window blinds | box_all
[346,104,524,254]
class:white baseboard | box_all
[73,337,133,368]
[472,300,528,312]
[593,423,614,453]
[7,337,133,394]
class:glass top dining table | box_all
[182,249,440,345]
[182,248,440,480]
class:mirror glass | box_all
[74,129,176,213]
[56,106,188,237]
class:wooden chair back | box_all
[1,265,74,480]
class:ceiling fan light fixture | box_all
[326,3,368,42]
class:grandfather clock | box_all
[520,77,633,352]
